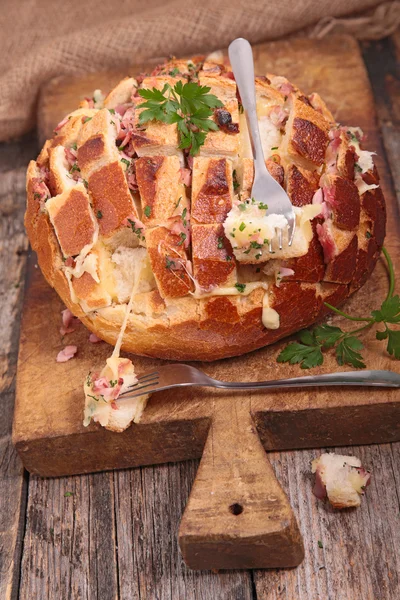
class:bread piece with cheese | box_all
[312,452,371,509]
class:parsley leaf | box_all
[376,327,400,359]
[313,324,343,349]
[371,295,400,324]
[137,81,223,155]
[235,283,246,293]
[144,205,152,218]
[336,336,366,369]
[277,341,323,369]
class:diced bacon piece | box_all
[56,345,77,362]
[60,308,76,335]
[89,333,102,343]
[54,115,70,132]
[179,167,192,187]
[312,188,330,219]
[316,221,337,263]
[64,147,77,167]
[269,105,288,128]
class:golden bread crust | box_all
[25,59,386,361]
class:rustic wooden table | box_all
[1,35,400,600]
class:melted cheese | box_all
[224,202,321,262]
[192,281,268,299]
[262,292,280,329]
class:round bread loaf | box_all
[25,56,386,361]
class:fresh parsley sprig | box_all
[137,81,223,155]
[277,247,400,369]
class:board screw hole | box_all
[229,503,243,516]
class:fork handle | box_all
[210,370,400,390]
[228,38,266,171]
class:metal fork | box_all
[117,364,400,400]
[228,37,296,251]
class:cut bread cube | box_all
[192,223,236,291]
[88,161,139,237]
[135,155,187,227]
[46,184,97,258]
[145,226,193,298]
[312,452,371,509]
[192,157,234,224]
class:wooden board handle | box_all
[178,398,304,570]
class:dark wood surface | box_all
[2,33,400,599]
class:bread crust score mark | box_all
[25,58,386,361]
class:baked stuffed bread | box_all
[25,56,386,362]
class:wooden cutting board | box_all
[14,35,400,571]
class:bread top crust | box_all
[25,56,386,360]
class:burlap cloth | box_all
[0,0,399,142]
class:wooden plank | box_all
[0,134,37,600]
[19,472,119,600]
[253,444,400,600]
[114,460,254,599]
[252,34,400,600]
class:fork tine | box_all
[136,372,159,383]
[278,228,283,250]
[287,215,296,247]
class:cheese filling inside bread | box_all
[25,54,386,372]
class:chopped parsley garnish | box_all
[177,232,187,246]
[355,163,362,173]
[71,143,77,151]
[217,236,224,249]
[366,231,372,239]
[238,102,244,114]
[271,147,278,150]
[181,207,187,227]
[137,80,223,155]
[258,202,268,210]
[121,158,131,167]
[83,117,92,123]
[239,222,246,232]
[169,67,180,76]
[96,210,103,219]
[108,108,115,114]
[175,196,182,209]
[250,241,263,249]
[69,163,80,174]
[127,219,144,240]
[109,380,118,387]
[255,253,262,260]
[232,169,240,191]
[64,491,74,497]
[33,192,41,200]
[83,179,89,189]
[165,257,176,270]
[235,283,246,293]
[277,248,400,369]
[226,255,232,261]
[318,540,323,549]
[238,203,247,211]
[144,205,152,218]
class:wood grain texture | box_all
[0,135,37,600]
[179,400,304,569]
[19,472,118,600]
